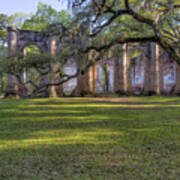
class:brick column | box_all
[114,58,120,92]
[75,71,90,96]
[155,44,164,95]
[92,65,97,94]
[119,58,124,94]
[6,27,19,97]
[143,43,152,95]
[48,37,63,97]
[149,43,157,93]
[175,63,180,95]
[114,54,124,94]
[122,44,132,95]
[88,65,97,94]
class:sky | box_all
[0,0,67,15]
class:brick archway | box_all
[8,27,50,54]
[7,26,59,97]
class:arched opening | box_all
[24,44,40,56]
[6,27,51,97]
[63,60,78,95]
[23,45,41,96]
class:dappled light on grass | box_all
[0,129,124,151]
[27,103,180,108]
[0,97,180,179]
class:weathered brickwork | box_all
[7,27,180,97]
[175,62,180,95]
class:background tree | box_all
[23,2,72,31]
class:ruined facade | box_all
[7,27,60,97]
[7,27,180,97]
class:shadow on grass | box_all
[0,97,180,179]
[0,141,179,179]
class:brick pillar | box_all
[143,43,152,95]
[114,54,124,94]
[119,58,124,93]
[175,63,180,95]
[49,37,63,97]
[155,44,164,95]
[7,27,19,97]
[122,44,132,95]
[88,65,97,94]
[114,58,120,92]
[8,27,18,53]
[149,43,156,94]
[92,65,96,94]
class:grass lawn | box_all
[0,97,180,179]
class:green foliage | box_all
[0,12,31,45]
[22,2,72,31]
[24,45,40,55]
[10,12,31,29]
[0,14,13,44]
[0,46,8,71]
[65,0,180,63]
[1,52,57,74]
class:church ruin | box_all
[7,27,180,97]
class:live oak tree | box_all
[37,0,180,88]
[60,0,180,63]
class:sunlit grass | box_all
[0,97,180,179]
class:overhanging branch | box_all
[85,36,158,52]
